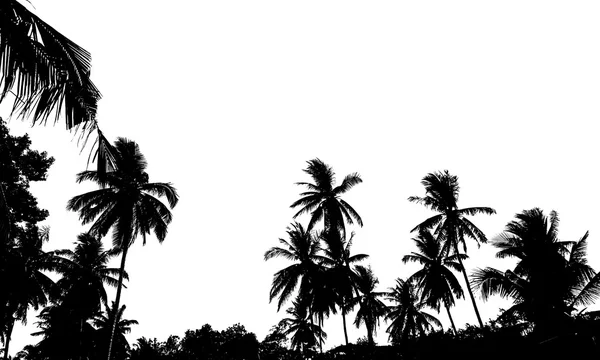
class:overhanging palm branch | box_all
[0,0,101,131]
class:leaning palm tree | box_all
[471,208,600,339]
[278,297,326,355]
[0,0,101,133]
[385,277,441,344]
[67,138,178,360]
[291,158,363,244]
[348,265,388,347]
[402,229,465,333]
[408,170,495,327]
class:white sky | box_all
[5,0,600,354]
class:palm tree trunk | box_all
[367,322,374,347]
[455,245,483,328]
[444,300,457,334]
[2,318,14,360]
[106,245,129,360]
[341,305,349,346]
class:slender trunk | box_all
[341,302,349,346]
[106,245,129,360]
[444,300,457,334]
[318,316,323,353]
[2,318,14,360]
[455,245,483,328]
[367,322,374,347]
[79,318,84,360]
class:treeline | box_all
[263,159,600,357]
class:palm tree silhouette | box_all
[93,301,138,360]
[408,170,495,327]
[291,158,363,243]
[0,0,101,132]
[348,265,387,347]
[402,229,465,333]
[55,233,123,359]
[385,277,441,344]
[290,159,363,346]
[67,138,178,360]
[56,233,123,323]
[278,298,326,355]
[471,208,600,339]
[264,222,323,311]
[320,231,368,346]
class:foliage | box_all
[0,119,54,358]
[0,1,101,132]
[471,208,600,340]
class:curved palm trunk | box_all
[454,244,483,328]
[444,300,457,334]
[106,245,129,360]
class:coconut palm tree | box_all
[290,158,363,243]
[56,233,123,323]
[264,222,323,311]
[348,265,387,347]
[93,301,138,360]
[54,233,123,359]
[0,0,101,132]
[471,208,600,339]
[408,170,495,327]
[402,229,465,333]
[385,278,441,344]
[278,298,326,355]
[66,138,178,360]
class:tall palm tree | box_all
[278,298,326,355]
[385,278,441,344]
[348,265,387,347]
[402,229,465,333]
[471,208,600,339]
[408,170,495,327]
[67,138,178,360]
[0,0,101,132]
[290,158,363,243]
[320,231,368,346]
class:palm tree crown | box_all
[385,278,441,344]
[290,158,363,241]
[471,208,600,339]
[264,222,323,311]
[402,229,465,333]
